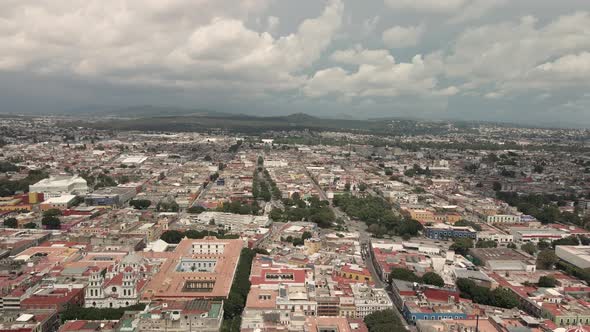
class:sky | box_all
[0,0,589,127]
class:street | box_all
[307,173,414,330]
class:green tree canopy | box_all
[389,268,420,284]
[364,310,407,332]
[160,230,183,244]
[187,205,206,214]
[450,238,474,256]
[41,215,61,229]
[3,217,17,228]
[129,199,151,210]
[156,199,179,212]
[538,275,557,287]
[521,242,538,255]
[421,272,445,287]
[537,250,558,269]
[457,278,518,309]
[43,208,62,217]
[476,240,498,248]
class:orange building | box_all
[142,237,244,301]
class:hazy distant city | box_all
[0,113,587,332]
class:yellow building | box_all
[304,238,321,255]
[408,209,435,223]
[335,264,373,283]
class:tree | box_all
[533,165,544,173]
[3,217,17,228]
[389,268,420,284]
[0,161,19,173]
[41,215,61,229]
[538,275,557,287]
[456,278,518,309]
[156,199,179,212]
[507,243,517,249]
[292,238,304,246]
[537,240,551,250]
[23,222,37,229]
[302,231,312,241]
[187,205,206,214]
[364,310,407,332]
[491,287,519,308]
[223,248,255,322]
[60,303,145,322]
[492,181,502,191]
[580,236,590,246]
[344,182,351,191]
[404,168,416,177]
[450,238,474,256]
[553,236,579,247]
[358,182,368,192]
[476,240,498,248]
[397,219,423,237]
[421,272,445,287]
[269,208,283,221]
[129,199,151,210]
[537,250,558,269]
[43,208,62,217]
[521,242,538,256]
[160,230,183,244]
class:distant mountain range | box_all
[57,107,474,136]
[4,104,583,131]
[59,105,225,118]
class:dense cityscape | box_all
[0,115,588,332]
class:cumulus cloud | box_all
[0,0,343,93]
[266,16,280,33]
[331,46,395,66]
[385,0,506,23]
[442,12,590,94]
[447,0,508,23]
[361,16,380,36]
[535,52,590,79]
[382,25,424,48]
[384,0,467,12]
[304,47,456,99]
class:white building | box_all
[29,175,88,198]
[40,194,77,211]
[477,231,514,244]
[351,284,393,318]
[85,252,151,308]
[193,212,271,230]
[511,228,566,243]
[118,154,148,165]
[487,215,521,224]
[265,160,289,167]
[275,284,317,317]
[555,246,590,269]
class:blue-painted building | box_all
[424,225,477,240]
[403,302,468,323]
[391,279,469,325]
